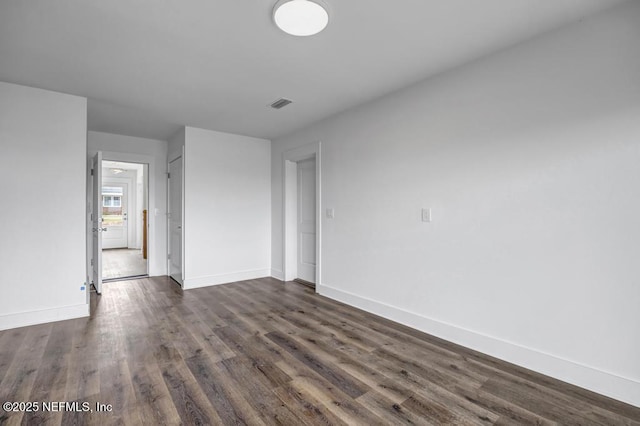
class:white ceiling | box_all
[0,0,627,141]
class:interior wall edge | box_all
[318,283,640,408]
[270,269,284,281]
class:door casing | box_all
[296,158,317,283]
[168,153,185,285]
[283,142,321,287]
[91,151,103,294]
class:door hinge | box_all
[167,253,171,260]
[91,169,94,176]
[167,172,171,179]
[91,258,94,266]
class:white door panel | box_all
[102,183,128,249]
[168,156,183,285]
[91,152,103,294]
[299,233,316,265]
[297,158,316,283]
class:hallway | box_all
[102,248,146,280]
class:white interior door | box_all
[297,158,316,283]
[101,183,128,249]
[168,156,183,285]
[92,151,103,294]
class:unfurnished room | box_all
[0,0,639,424]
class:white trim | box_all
[271,269,284,280]
[282,141,322,287]
[181,146,185,283]
[183,269,271,289]
[0,303,89,331]
[318,283,640,408]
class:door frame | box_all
[87,151,155,298]
[282,141,321,288]
[296,158,317,284]
[91,151,103,295]
[167,152,185,285]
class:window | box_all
[102,186,124,226]
[102,195,122,207]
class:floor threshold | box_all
[102,274,148,283]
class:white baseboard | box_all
[318,283,640,408]
[271,269,284,281]
[0,303,89,331]
[183,269,271,290]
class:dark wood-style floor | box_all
[1,277,638,425]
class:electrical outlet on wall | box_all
[326,208,335,219]
[421,208,432,223]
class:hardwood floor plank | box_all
[129,360,182,425]
[402,393,478,425]
[456,386,558,425]
[0,328,27,384]
[0,277,637,425]
[185,354,266,425]
[21,320,78,426]
[63,318,100,402]
[272,383,349,426]
[213,326,293,389]
[468,356,640,425]
[265,330,369,399]
[481,376,638,425]
[356,390,434,425]
[0,323,52,425]
[274,360,385,425]
[160,361,224,425]
[352,345,502,424]
[219,356,307,425]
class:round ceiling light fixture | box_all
[273,0,329,37]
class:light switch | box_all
[326,208,335,219]
[421,208,431,223]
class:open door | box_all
[92,151,103,294]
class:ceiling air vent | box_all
[270,98,293,109]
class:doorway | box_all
[283,142,321,288]
[100,160,149,281]
[168,156,183,286]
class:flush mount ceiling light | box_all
[273,0,329,37]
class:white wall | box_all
[88,131,168,276]
[0,82,88,330]
[271,2,640,407]
[183,127,271,288]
